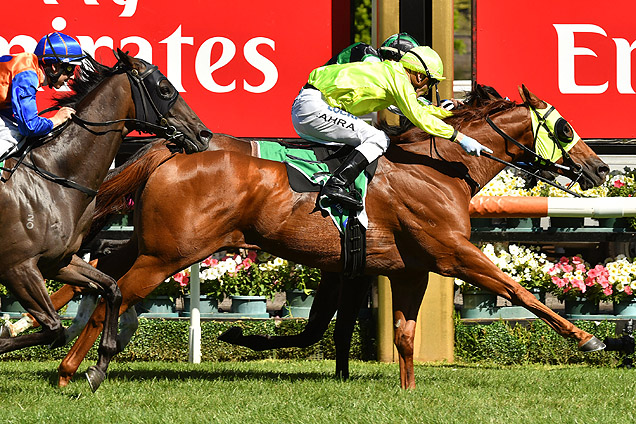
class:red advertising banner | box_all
[1,0,343,137]
[475,0,636,139]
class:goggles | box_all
[61,63,76,76]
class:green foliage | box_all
[0,318,374,363]
[353,0,372,44]
[278,264,321,294]
[1,315,626,368]
[454,315,622,366]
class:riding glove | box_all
[457,134,493,157]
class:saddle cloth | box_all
[252,140,378,234]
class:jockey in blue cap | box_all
[0,32,85,159]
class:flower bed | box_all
[456,243,636,318]
[158,249,320,316]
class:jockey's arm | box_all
[10,71,54,137]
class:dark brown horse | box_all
[0,49,210,391]
[45,85,609,390]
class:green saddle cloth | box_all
[256,140,369,234]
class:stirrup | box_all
[324,187,363,211]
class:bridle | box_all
[71,58,198,152]
[484,103,585,197]
[1,57,198,196]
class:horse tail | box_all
[81,146,175,248]
[94,147,175,222]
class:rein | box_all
[483,105,585,198]
[1,59,190,196]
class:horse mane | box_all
[378,85,520,138]
[53,54,122,109]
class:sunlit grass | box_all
[0,360,633,424]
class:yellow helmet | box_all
[399,46,445,81]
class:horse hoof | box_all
[579,336,606,352]
[218,326,243,344]
[85,366,106,392]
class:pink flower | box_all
[552,276,566,288]
[173,271,189,287]
[201,256,218,267]
[625,286,633,296]
[247,250,258,262]
[614,180,625,188]
[572,279,586,292]
[571,256,583,265]
[603,286,613,296]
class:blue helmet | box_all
[34,32,85,65]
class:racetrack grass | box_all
[0,360,634,424]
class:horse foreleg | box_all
[390,274,429,390]
[334,274,372,379]
[58,254,173,388]
[54,256,122,392]
[447,239,604,351]
[0,261,66,353]
[5,283,88,337]
[219,270,341,350]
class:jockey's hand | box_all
[457,134,493,157]
[50,107,76,128]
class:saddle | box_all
[253,140,378,278]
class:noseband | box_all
[484,104,585,198]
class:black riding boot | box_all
[322,149,369,211]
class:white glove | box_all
[457,135,493,157]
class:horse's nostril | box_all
[199,129,213,141]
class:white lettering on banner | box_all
[42,0,138,18]
[554,24,608,94]
[1,25,279,94]
[196,37,237,93]
[243,37,277,93]
[554,24,635,95]
[613,38,636,94]
[160,26,193,92]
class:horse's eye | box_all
[158,79,175,100]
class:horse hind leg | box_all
[0,261,67,353]
[1,282,89,338]
[219,270,341,351]
[390,274,429,390]
[334,274,373,380]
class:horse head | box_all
[517,84,608,190]
[114,49,211,153]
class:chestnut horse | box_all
[48,85,608,390]
[0,50,210,391]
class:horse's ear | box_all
[518,84,545,107]
[116,48,133,67]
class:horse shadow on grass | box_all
[5,365,380,388]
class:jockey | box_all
[0,32,85,159]
[291,45,492,211]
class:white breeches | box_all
[291,88,390,163]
